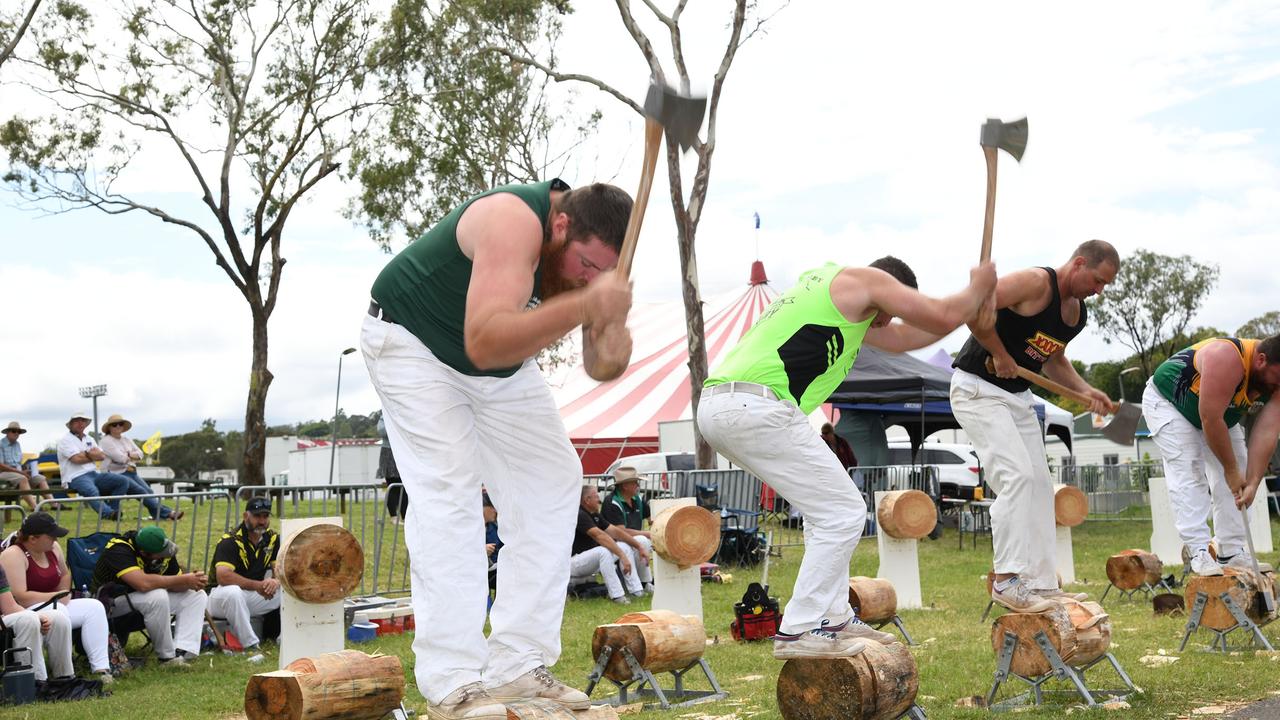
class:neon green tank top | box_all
[705,263,874,413]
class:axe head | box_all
[980,117,1028,162]
[644,81,706,153]
[1101,401,1141,445]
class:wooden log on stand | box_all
[650,505,720,568]
[990,605,1077,677]
[1053,484,1088,527]
[848,576,898,625]
[244,650,404,720]
[776,641,919,720]
[1060,600,1111,667]
[1105,549,1162,591]
[875,490,936,540]
[591,609,707,682]
[1185,568,1277,630]
[278,523,364,603]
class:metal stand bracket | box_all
[984,630,1138,711]
[584,645,727,709]
[873,615,915,646]
[1178,591,1276,652]
[1100,579,1172,604]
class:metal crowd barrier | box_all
[0,504,26,533]
[1052,463,1155,516]
[584,470,685,499]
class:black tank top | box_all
[952,267,1087,393]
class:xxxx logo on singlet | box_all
[1023,331,1065,362]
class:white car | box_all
[886,441,984,500]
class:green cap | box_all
[136,526,177,557]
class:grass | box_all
[9,513,1280,720]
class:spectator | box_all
[90,525,208,666]
[56,413,139,520]
[208,497,279,652]
[600,468,654,593]
[0,512,110,683]
[1,555,67,685]
[484,493,502,601]
[98,414,182,521]
[377,416,407,523]
[820,423,858,470]
[0,421,51,511]
[568,486,648,604]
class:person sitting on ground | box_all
[90,525,208,666]
[0,421,52,511]
[57,413,143,520]
[1,554,66,686]
[208,497,279,652]
[0,512,112,684]
[600,467,654,594]
[569,486,648,604]
[99,414,183,521]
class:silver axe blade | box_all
[1240,507,1277,614]
[1100,402,1142,445]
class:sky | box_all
[3,1,1279,451]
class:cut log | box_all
[848,576,898,625]
[1053,484,1088,527]
[1185,568,1277,630]
[1105,549,1162,591]
[650,505,720,568]
[278,523,365,603]
[592,610,706,682]
[1060,600,1111,667]
[776,642,919,720]
[875,490,936,540]
[990,606,1076,677]
[502,699,619,720]
[244,650,403,720]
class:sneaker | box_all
[487,665,590,711]
[96,671,115,685]
[1221,553,1274,573]
[773,622,868,659]
[991,577,1058,613]
[1190,548,1223,576]
[829,617,897,645]
[428,682,507,720]
[611,596,631,605]
[642,582,655,594]
[1033,588,1089,601]
[159,654,189,667]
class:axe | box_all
[1239,506,1277,613]
[987,359,1140,444]
[974,117,1028,326]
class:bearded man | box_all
[362,179,634,720]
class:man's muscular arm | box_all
[1197,340,1248,495]
[1043,352,1113,414]
[1238,398,1280,508]
[965,269,1046,378]
[857,262,996,353]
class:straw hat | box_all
[3,421,26,434]
[611,466,642,489]
[101,414,133,433]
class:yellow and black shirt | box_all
[210,523,279,586]
[90,531,178,592]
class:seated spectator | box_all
[57,413,144,520]
[90,526,208,666]
[601,467,654,593]
[569,486,648,605]
[99,414,182,521]
[0,421,51,511]
[0,512,110,683]
[1,554,68,685]
[207,497,279,652]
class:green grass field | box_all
[8,511,1279,720]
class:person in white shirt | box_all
[56,413,140,520]
[99,414,182,521]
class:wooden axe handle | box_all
[985,357,1097,406]
[980,144,998,262]
[617,118,665,279]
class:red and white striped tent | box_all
[547,261,776,474]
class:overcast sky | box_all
[3,1,1279,450]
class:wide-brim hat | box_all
[66,413,93,429]
[3,421,26,434]
[101,414,132,433]
[611,466,642,489]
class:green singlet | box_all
[706,263,874,414]
[1151,337,1266,429]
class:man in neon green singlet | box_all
[700,256,996,659]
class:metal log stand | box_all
[872,615,916,646]
[984,630,1137,711]
[1177,591,1275,652]
[584,645,726,709]
[1099,577,1173,603]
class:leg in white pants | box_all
[362,315,580,703]
[2,610,48,680]
[113,589,176,659]
[1142,383,1248,555]
[170,588,210,656]
[66,598,110,673]
[697,390,866,635]
[615,544,645,595]
[37,607,73,679]
[951,370,1058,590]
[569,546,624,599]
[209,585,281,648]
[632,535,653,584]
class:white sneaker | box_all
[642,582,655,594]
[1034,588,1089,601]
[1190,549,1223,576]
[428,682,507,720]
[1221,553,1274,573]
[611,595,631,605]
[831,617,897,645]
[487,666,589,711]
[773,622,868,659]
[991,577,1058,613]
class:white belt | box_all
[705,381,779,401]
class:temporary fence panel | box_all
[1052,463,1154,516]
[0,504,26,535]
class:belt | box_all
[368,301,397,325]
[705,381,779,401]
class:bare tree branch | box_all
[0,0,42,67]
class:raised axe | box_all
[974,117,1028,326]
[985,358,1140,444]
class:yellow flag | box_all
[142,431,163,455]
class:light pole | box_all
[78,384,108,440]
[329,348,357,484]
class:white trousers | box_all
[2,608,70,680]
[951,370,1058,589]
[631,535,653,584]
[697,390,866,634]
[23,598,109,674]
[1142,380,1247,555]
[361,314,580,704]
[110,587,208,659]
[208,585,280,648]
[569,545,643,599]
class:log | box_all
[848,576,898,625]
[1105,549,1162,591]
[502,699,619,720]
[592,610,707,682]
[776,641,919,720]
[1060,600,1111,667]
[1053,484,1088,527]
[278,523,365,603]
[1153,593,1185,616]
[1185,568,1277,630]
[244,650,404,720]
[650,505,720,568]
[875,490,936,540]
[990,606,1076,677]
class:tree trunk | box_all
[651,505,719,568]
[776,642,919,720]
[244,650,404,720]
[673,208,712,469]
[278,523,365,603]
[242,306,272,486]
[591,610,706,682]
[848,576,898,625]
[1105,549,1162,590]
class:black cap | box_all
[21,512,69,538]
[246,497,272,515]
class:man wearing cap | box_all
[0,421,50,511]
[601,468,653,594]
[91,525,209,665]
[56,413,144,519]
[208,497,280,652]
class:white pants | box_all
[697,390,866,634]
[951,370,1057,589]
[1142,379,1247,555]
[569,545,643,599]
[361,314,580,704]
[110,587,209,659]
[2,608,70,680]
[23,598,109,674]
[208,585,280,648]
[630,535,653,584]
